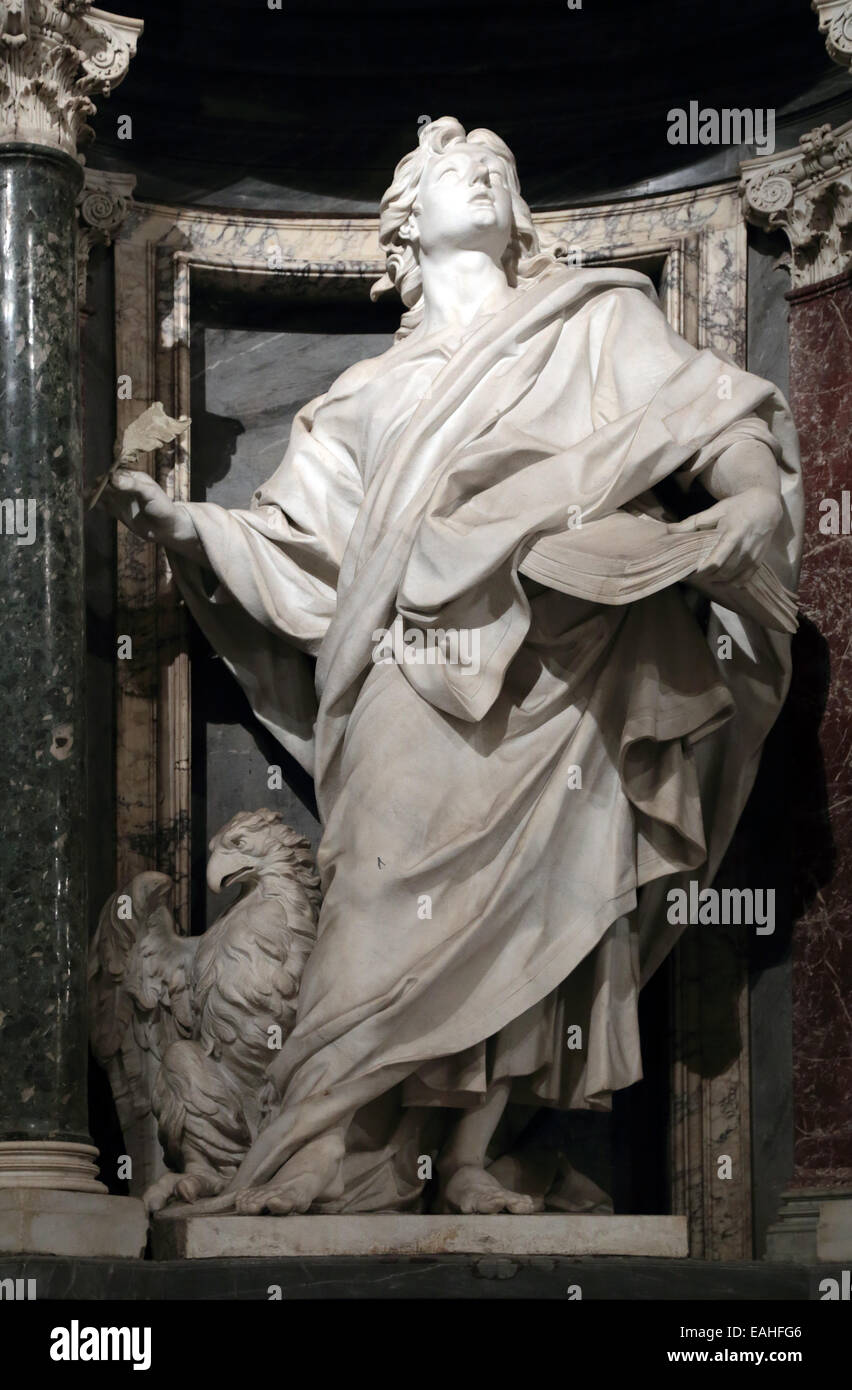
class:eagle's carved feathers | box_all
[88,810,320,1204]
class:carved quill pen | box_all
[87,403,191,511]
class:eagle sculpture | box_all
[88,810,320,1211]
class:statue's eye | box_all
[437,164,460,180]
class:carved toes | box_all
[143,1172,182,1214]
[233,1176,318,1215]
[443,1165,543,1215]
[234,1187,272,1215]
[174,1171,225,1204]
[264,1178,315,1214]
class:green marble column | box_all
[0,143,104,1189]
[0,9,144,1249]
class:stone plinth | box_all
[0,1190,147,1258]
[153,1213,688,1260]
[817,1196,852,1261]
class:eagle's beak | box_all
[206,847,255,894]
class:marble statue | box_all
[89,811,320,1210]
[99,116,803,1217]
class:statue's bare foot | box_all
[234,1133,345,1215]
[144,1172,183,1214]
[144,1168,227,1213]
[441,1165,543,1214]
[547,1161,613,1214]
[174,1170,227,1205]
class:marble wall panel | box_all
[189,302,394,928]
[744,228,795,1257]
[786,273,852,1188]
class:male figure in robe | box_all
[103,117,802,1216]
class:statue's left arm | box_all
[590,282,792,589]
[665,437,783,585]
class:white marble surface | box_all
[0,1190,147,1258]
[817,1197,852,1261]
[0,3,141,156]
[0,1140,106,1193]
[153,1213,688,1260]
[812,1,852,69]
[741,120,852,288]
[104,120,795,1246]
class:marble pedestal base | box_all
[153,1213,688,1260]
[0,1190,147,1258]
[765,1189,852,1262]
[0,1141,106,1193]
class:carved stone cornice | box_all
[76,165,135,310]
[812,1,852,69]
[740,121,852,289]
[0,2,143,158]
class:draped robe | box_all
[170,263,802,1210]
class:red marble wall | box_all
[787,271,852,1187]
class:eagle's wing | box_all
[88,872,198,1193]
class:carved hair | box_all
[371,116,552,339]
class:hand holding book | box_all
[664,487,784,586]
[519,501,797,634]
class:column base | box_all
[765,1188,852,1262]
[0,1189,147,1257]
[0,1141,106,1193]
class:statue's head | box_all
[372,117,547,336]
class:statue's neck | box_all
[418,249,515,336]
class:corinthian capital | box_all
[0,2,143,157]
[740,121,852,289]
[812,1,852,69]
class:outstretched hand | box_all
[99,467,179,544]
[99,466,206,564]
[666,487,783,584]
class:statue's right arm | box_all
[100,468,208,568]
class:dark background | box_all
[87,0,847,209]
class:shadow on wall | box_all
[190,625,320,938]
[187,411,245,497]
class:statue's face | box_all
[412,142,514,261]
